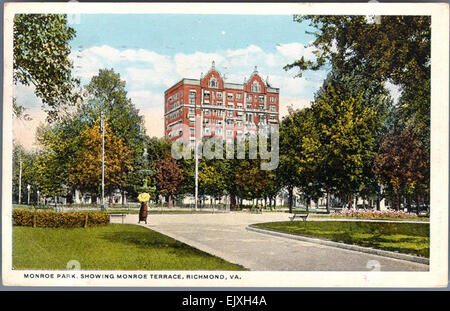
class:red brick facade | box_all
[164,62,279,142]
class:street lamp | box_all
[100,111,105,211]
[27,184,31,205]
[37,190,40,206]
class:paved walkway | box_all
[118,212,428,271]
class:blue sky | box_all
[15,14,329,149]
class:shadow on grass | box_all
[98,228,216,258]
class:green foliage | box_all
[13,14,80,121]
[69,119,134,194]
[13,209,109,228]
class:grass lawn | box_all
[254,221,429,257]
[312,214,429,221]
[13,224,246,270]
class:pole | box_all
[101,111,105,210]
[194,95,198,211]
[18,157,22,205]
[27,184,31,205]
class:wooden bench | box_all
[108,213,127,224]
[289,212,309,221]
[418,211,429,218]
[250,207,262,214]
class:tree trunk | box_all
[348,195,353,209]
[406,193,412,212]
[326,191,331,213]
[287,185,294,213]
[415,191,420,214]
[167,195,173,208]
[396,192,400,211]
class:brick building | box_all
[164,61,279,142]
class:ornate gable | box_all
[200,61,224,89]
[244,66,266,93]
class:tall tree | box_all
[311,72,383,208]
[13,14,80,121]
[154,155,184,208]
[279,107,322,212]
[69,119,134,201]
[374,129,428,211]
[82,68,147,197]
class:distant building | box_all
[164,61,280,142]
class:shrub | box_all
[13,209,109,228]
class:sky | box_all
[14,14,330,150]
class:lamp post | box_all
[100,111,105,211]
[18,157,22,204]
[27,184,31,205]
[194,90,199,211]
[37,190,40,206]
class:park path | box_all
[119,212,428,271]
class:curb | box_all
[246,225,429,265]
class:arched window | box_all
[209,76,218,88]
[251,81,261,93]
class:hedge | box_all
[13,209,109,228]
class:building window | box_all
[246,94,252,101]
[259,95,264,103]
[236,93,242,100]
[246,113,253,122]
[217,92,222,99]
[251,81,261,93]
[189,90,196,105]
[247,104,252,110]
[209,76,218,88]
[270,105,276,112]
[270,96,275,103]
[227,93,234,100]
[227,111,234,117]
[226,130,233,136]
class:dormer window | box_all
[251,81,261,93]
[209,76,218,88]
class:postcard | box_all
[2,2,448,288]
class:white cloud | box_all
[276,42,317,62]
[16,42,326,144]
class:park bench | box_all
[250,206,263,214]
[108,213,127,224]
[418,210,430,218]
[289,212,309,222]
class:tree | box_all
[154,155,184,208]
[13,14,80,121]
[310,71,384,209]
[374,129,428,211]
[285,16,430,204]
[285,15,430,86]
[279,107,322,212]
[79,68,148,199]
[13,143,39,204]
[69,119,134,202]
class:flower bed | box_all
[334,208,419,219]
